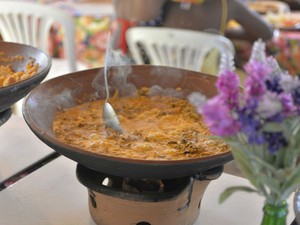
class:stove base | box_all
[77,164,223,225]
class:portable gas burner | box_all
[77,164,223,225]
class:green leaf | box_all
[229,147,257,184]
[276,169,292,183]
[281,166,300,199]
[219,186,258,204]
[282,181,300,200]
[282,166,300,189]
[257,175,281,195]
[248,154,278,175]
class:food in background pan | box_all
[265,12,300,29]
[0,53,39,87]
[247,1,289,14]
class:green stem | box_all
[275,149,285,168]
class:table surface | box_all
[0,115,55,183]
[0,155,295,225]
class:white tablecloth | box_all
[0,156,295,225]
[0,115,55,183]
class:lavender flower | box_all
[279,74,300,93]
[256,92,283,119]
[248,39,267,64]
[278,93,296,116]
[244,61,270,100]
[266,56,283,76]
[292,87,300,106]
[216,70,240,109]
[219,53,236,74]
[237,106,264,144]
[201,96,240,136]
[202,38,300,156]
[263,132,288,154]
[202,40,298,149]
[214,39,300,208]
[265,75,283,94]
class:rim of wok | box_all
[23,65,233,179]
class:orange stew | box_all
[53,88,228,160]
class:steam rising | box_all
[92,49,134,98]
[27,83,79,132]
[91,47,207,113]
[187,92,207,112]
[148,85,184,98]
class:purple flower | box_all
[265,76,283,94]
[266,56,283,77]
[200,40,299,156]
[244,61,270,101]
[280,74,300,93]
[244,60,271,80]
[292,88,300,106]
[238,107,264,144]
[256,92,283,119]
[216,70,240,109]
[279,93,296,116]
[201,96,240,136]
[263,132,288,154]
[277,74,300,109]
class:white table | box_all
[0,156,295,225]
[0,115,55,183]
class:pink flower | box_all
[216,70,240,109]
[201,96,240,136]
[244,61,270,101]
[279,93,297,116]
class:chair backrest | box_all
[126,27,235,72]
[0,1,77,72]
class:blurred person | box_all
[112,0,274,53]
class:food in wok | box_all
[53,87,229,161]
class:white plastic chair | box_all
[0,1,88,116]
[0,1,87,74]
[126,27,235,72]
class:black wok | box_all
[23,65,232,179]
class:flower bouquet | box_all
[201,39,300,225]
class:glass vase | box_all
[261,201,288,225]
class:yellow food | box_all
[53,88,229,161]
[248,2,279,14]
[265,12,300,28]
[0,53,39,87]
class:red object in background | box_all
[115,18,136,54]
[268,30,300,76]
